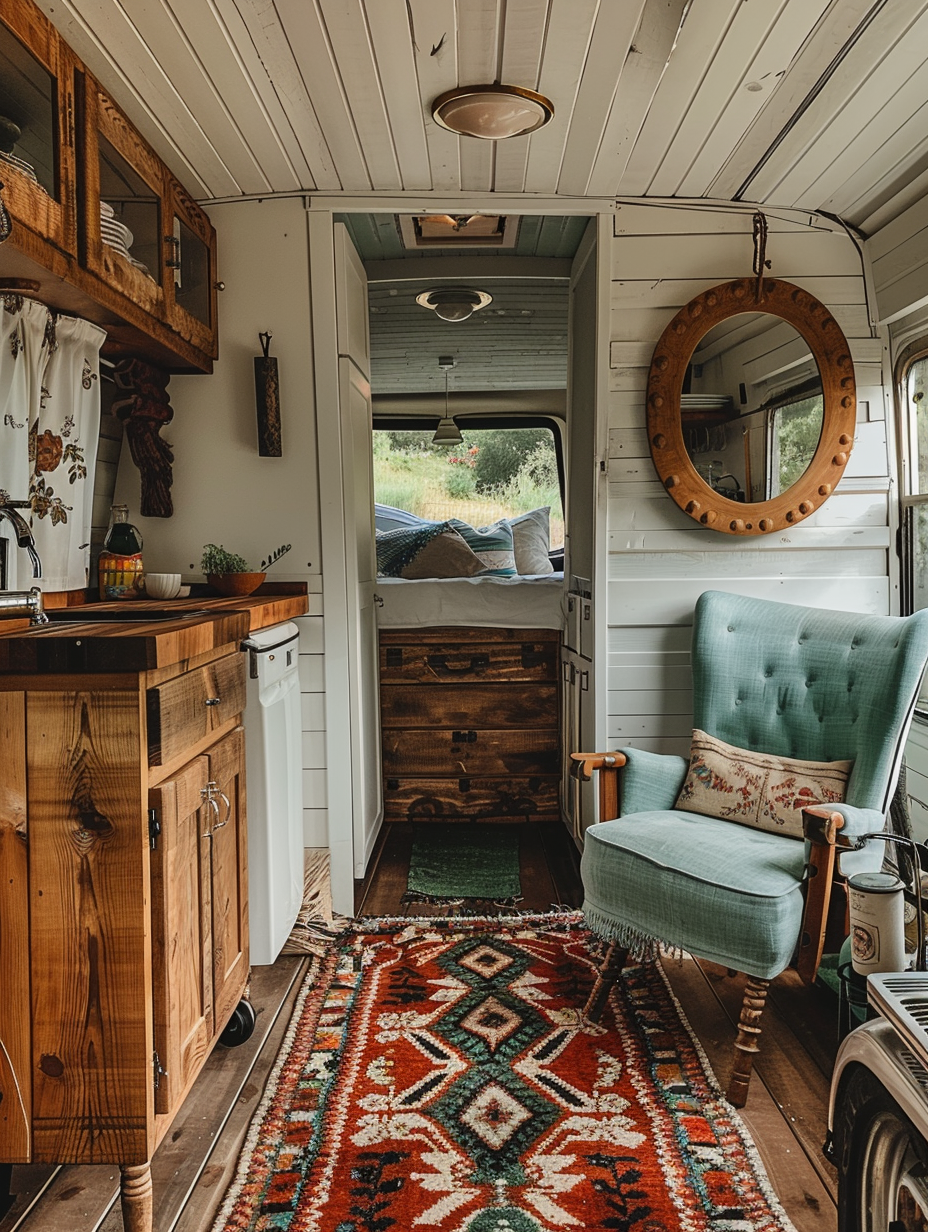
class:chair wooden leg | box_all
[584,941,629,1022]
[727,975,770,1108]
[119,1162,153,1232]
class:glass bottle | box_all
[98,504,144,600]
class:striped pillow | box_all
[376,523,447,576]
[448,518,517,577]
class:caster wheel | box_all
[219,998,256,1047]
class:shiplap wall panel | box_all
[493,0,549,192]
[605,203,882,754]
[363,0,432,189]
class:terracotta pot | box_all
[207,572,266,597]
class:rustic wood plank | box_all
[537,821,584,907]
[380,683,558,729]
[382,776,560,822]
[379,638,558,684]
[381,729,558,776]
[28,689,152,1164]
[147,654,245,766]
[0,693,30,1162]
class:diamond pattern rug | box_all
[212,913,797,1231]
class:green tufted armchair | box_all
[572,590,928,1106]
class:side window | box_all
[901,352,928,617]
[371,422,565,550]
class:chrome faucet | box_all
[0,499,42,578]
[0,586,47,625]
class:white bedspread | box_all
[375,574,566,630]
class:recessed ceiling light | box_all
[416,287,493,323]
[431,84,554,140]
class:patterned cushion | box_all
[674,729,853,839]
[448,518,517,577]
[399,528,485,579]
[375,523,447,576]
[509,507,554,575]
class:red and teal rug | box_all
[213,913,796,1231]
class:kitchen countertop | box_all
[0,586,309,674]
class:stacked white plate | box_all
[100,203,133,258]
[681,394,734,412]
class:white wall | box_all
[606,203,888,757]
[113,196,329,846]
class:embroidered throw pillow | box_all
[674,729,853,840]
[400,528,485,579]
[448,518,517,577]
[509,506,554,575]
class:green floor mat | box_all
[405,824,522,903]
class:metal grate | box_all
[869,973,928,1072]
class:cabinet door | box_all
[150,755,213,1119]
[164,174,218,359]
[0,7,77,255]
[206,727,249,1034]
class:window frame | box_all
[897,339,928,618]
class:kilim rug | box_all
[404,824,523,906]
[212,912,796,1232]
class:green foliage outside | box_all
[373,427,565,547]
[776,395,824,492]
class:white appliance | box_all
[828,971,928,1230]
[242,621,303,965]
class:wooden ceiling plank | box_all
[373,215,405,259]
[212,0,315,188]
[97,0,274,195]
[785,44,928,214]
[363,0,432,189]
[514,216,544,255]
[818,105,928,229]
[229,0,341,190]
[273,0,372,190]
[620,0,745,196]
[673,0,831,199]
[555,0,648,196]
[33,0,236,197]
[406,0,462,192]
[709,0,920,201]
[744,1,928,204]
[523,0,599,194]
[456,0,501,193]
[165,0,309,193]
[493,0,550,192]
[857,162,928,239]
[589,0,689,198]
[317,0,402,191]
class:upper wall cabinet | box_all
[0,2,218,373]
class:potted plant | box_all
[201,542,291,597]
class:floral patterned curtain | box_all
[0,295,105,591]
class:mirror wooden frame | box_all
[646,278,857,535]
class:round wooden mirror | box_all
[646,278,856,534]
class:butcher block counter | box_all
[0,585,309,673]
[0,582,308,1230]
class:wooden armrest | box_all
[569,751,627,782]
[801,806,845,846]
[796,807,846,985]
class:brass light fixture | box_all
[432,357,463,446]
[416,287,493,322]
[431,84,554,140]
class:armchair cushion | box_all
[581,811,807,979]
[675,729,852,839]
[619,747,689,814]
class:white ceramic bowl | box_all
[144,572,182,600]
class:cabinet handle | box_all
[426,653,490,676]
[205,696,221,706]
[164,234,181,269]
[213,789,231,829]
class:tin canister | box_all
[847,871,907,975]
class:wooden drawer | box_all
[382,728,558,776]
[380,637,557,684]
[380,683,557,730]
[147,653,245,765]
[382,775,560,821]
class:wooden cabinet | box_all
[379,626,560,823]
[0,641,249,1230]
[0,0,218,372]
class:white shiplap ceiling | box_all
[32,0,928,237]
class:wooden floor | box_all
[1,820,839,1232]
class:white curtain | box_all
[0,295,105,591]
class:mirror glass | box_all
[682,312,823,505]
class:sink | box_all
[47,608,214,623]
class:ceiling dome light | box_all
[431,84,554,140]
[416,287,493,322]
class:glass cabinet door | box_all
[0,7,77,256]
[84,85,164,318]
[166,176,217,359]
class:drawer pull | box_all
[427,653,489,676]
[452,730,478,744]
[385,648,403,668]
[459,778,471,792]
[521,645,548,669]
[387,778,400,791]
[199,781,231,835]
[205,696,221,707]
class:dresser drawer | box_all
[379,637,557,684]
[147,653,245,766]
[382,728,558,776]
[380,683,557,730]
[382,774,560,821]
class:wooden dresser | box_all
[379,626,560,823]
